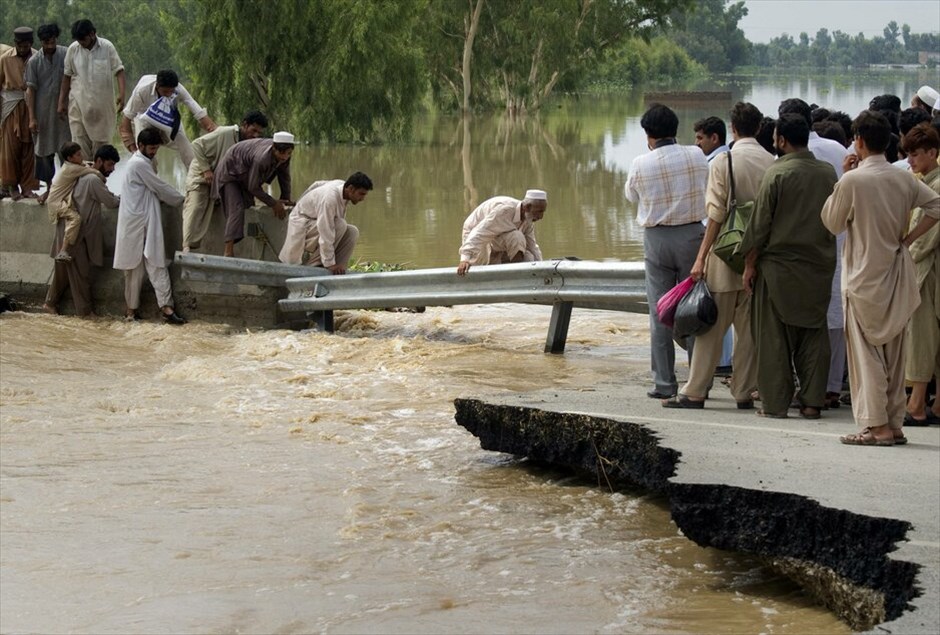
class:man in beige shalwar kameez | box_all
[900,123,940,425]
[821,111,940,446]
[665,102,774,409]
[456,190,546,276]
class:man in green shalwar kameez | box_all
[739,114,838,418]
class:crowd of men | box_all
[625,87,940,447]
[0,21,374,325]
[3,22,939,446]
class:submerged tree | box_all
[425,0,691,114]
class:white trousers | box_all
[123,257,173,310]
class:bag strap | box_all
[725,151,737,226]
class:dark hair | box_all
[70,19,95,40]
[825,111,854,147]
[811,107,831,124]
[778,98,812,127]
[137,127,164,146]
[852,110,892,154]
[899,107,932,136]
[693,116,726,145]
[94,144,121,163]
[345,171,373,190]
[155,70,179,89]
[775,113,810,147]
[640,103,679,139]
[242,110,268,128]
[932,114,940,137]
[272,142,293,152]
[901,122,940,154]
[813,120,847,146]
[58,141,82,163]
[729,102,762,137]
[869,94,901,114]
[756,117,777,155]
[37,23,60,41]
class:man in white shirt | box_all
[113,127,186,324]
[625,103,708,399]
[279,172,374,273]
[119,69,217,168]
[57,19,125,161]
[456,190,546,276]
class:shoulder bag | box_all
[711,151,754,274]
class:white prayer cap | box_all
[916,86,939,109]
[524,189,547,201]
[272,131,295,144]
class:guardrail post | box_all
[308,310,334,333]
[544,301,573,354]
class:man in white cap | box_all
[212,131,294,257]
[912,85,939,114]
[456,189,546,275]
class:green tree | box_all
[667,0,751,71]
[164,0,427,142]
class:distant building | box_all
[919,51,940,65]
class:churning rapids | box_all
[0,305,848,634]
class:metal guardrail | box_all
[175,252,330,287]
[278,260,649,353]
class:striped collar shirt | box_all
[625,143,708,227]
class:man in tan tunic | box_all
[279,172,374,273]
[456,190,546,276]
[900,123,940,424]
[58,20,125,161]
[665,103,774,409]
[821,111,940,446]
[0,27,38,200]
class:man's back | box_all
[625,144,707,227]
[217,138,271,183]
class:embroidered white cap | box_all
[524,189,547,201]
[272,131,295,144]
[916,86,939,109]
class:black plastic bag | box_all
[673,279,718,340]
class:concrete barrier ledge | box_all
[454,384,940,633]
[0,197,295,326]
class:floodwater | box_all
[0,308,847,633]
[2,71,921,633]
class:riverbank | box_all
[455,383,940,633]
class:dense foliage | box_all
[2,0,935,142]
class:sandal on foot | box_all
[893,432,908,445]
[756,408,787,419]
[903,412,930,427]
[824,392,841,409]
[662,395,705,409]
[799,406,821,420]
[840,428,894,446]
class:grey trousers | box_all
[643,223,704,395]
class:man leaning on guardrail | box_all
[456,189,546,276]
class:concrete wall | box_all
[0,198,294,327]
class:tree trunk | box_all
[461,0,485,113]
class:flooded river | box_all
[0,307,847,633]
[3,71,924,632]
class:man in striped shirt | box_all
[625,103,708,399]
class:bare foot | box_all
[37,192,48,205]
[41,303,58,314]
